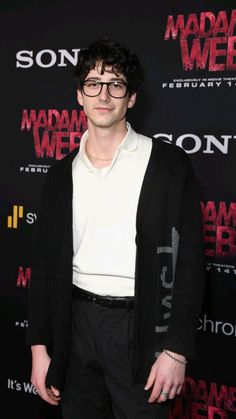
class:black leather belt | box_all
[73,286,134,309]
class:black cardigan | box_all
[27,138,205,390]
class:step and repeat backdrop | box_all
[0,0,236,418]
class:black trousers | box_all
[61,297,170,419]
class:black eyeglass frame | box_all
[81,80,129,98]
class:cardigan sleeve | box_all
[26,168,56,346]
[161,153,205,359]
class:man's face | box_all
[77,62,136,130]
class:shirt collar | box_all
[119,122,138,152]
[79,122,138,160]
[78,122,138,176]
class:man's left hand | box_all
[144,350,186,403]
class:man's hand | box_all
[31,345,61,405]
[144,350,186,403]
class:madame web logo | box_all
[202,201,236,259]
[164,10,236,71]
[21,109,87,161]
[169,376,236,417]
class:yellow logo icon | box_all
[7,205,24,229]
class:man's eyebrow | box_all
[84,77,101,81]
[85,77,126,83]
[109,77,126,82]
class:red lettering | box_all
[169,398,191,418]
[21,109,87,131]
[216,227,236,258]
[179,378,236,416]
[228,387,236,411]
[36,110,48,129]
[202,201,236,226]
[226,36,236,70]
[217,202,236,227]
[69,109,87,131]
[228,10,236,36]
[202,201,217,224]
[165,11,236,40]
[191,402,207,418]
[209,37,227,71]
[47,110,60,130]
[182,376,196,398]
[16,267,31,288]
[33,130,56,158]
[208,383,229,409]
[202,202,236,258]
[183,14,199,38]
[203,225,236,258]
[199,12,216,38]
[21,109,36,130]
[58,110,70,130]
[204,224,216,256]
[213,12,229,37]
[164,14,185,40]
[180,38,210,70]
[195,380,209,404]
[180,37,235,71]
[69,131,82,153]
[164,10,236,71]
[55,132,70,160]
[33,130,81,160]
[208,406,228,418]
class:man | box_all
[27,39,205,418]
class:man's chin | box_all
[91,119,117,129]
[89,114,126,129]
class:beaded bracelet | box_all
[163,350,188,365]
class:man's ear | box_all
[127,92,137,109]
[77,89,83,106]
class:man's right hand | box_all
[31,345,61,405]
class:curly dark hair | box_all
[74,38,144,95]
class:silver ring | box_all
[161,391,169,399]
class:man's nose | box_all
[99,83,110,101]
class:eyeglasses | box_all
[82,80,129,98]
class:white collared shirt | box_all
[72,123,152,296]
